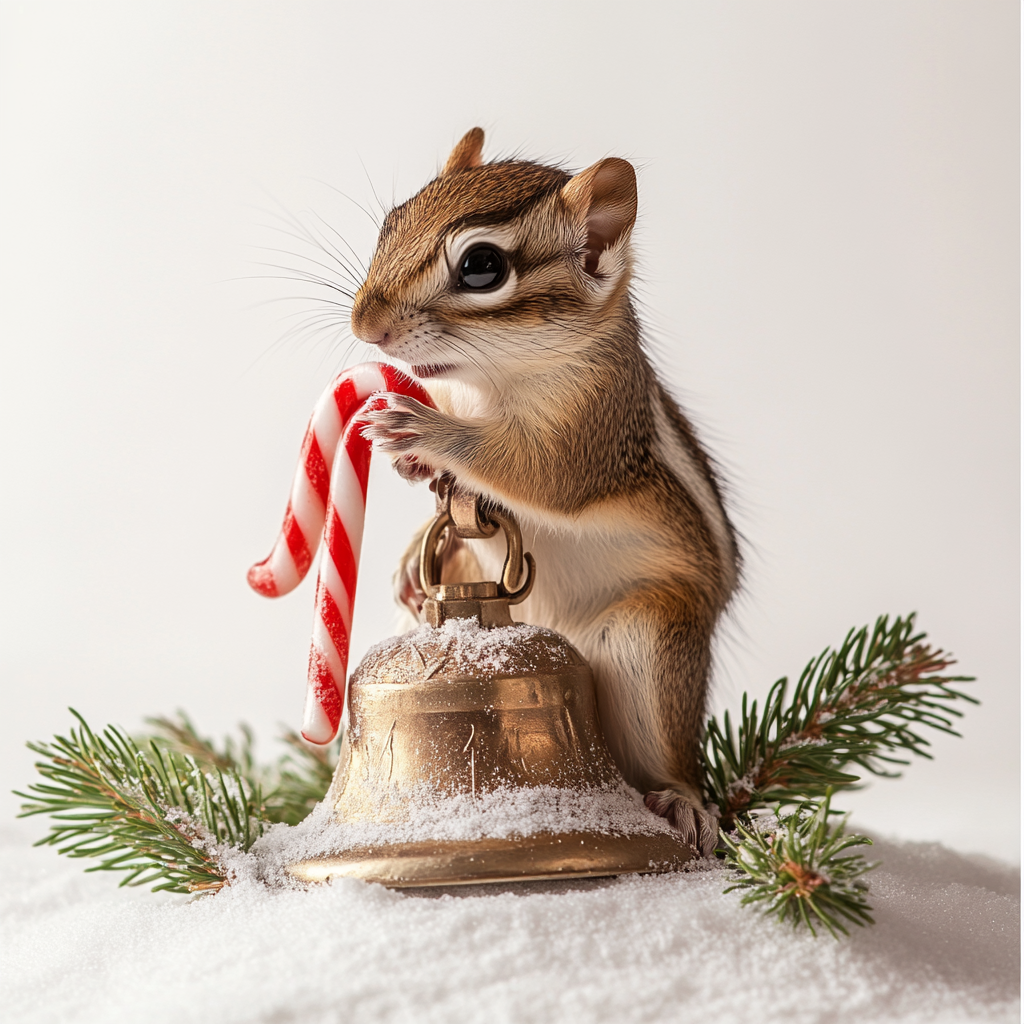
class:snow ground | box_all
[1,825,1017,1024]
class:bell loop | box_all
[438,475,499,540]
[419,482,535,627]
[487,506,535,603]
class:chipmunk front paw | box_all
[645,789,720,858]
[361,395,446,466]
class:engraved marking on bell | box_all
[462,724,476,797]
[376,719,397,784]
[360,736,372,785]
[424,646,450,680]
[563,706,579,753]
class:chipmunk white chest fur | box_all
[355,129,739,855]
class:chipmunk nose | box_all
[351,290,393,347]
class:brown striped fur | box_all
[357,130,739,856]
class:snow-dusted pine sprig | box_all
[145,712,263,786]
[15,710,266,893]
[720,791,874,938]
[145,712,339,826]
[703,613,975,826]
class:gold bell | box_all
[287,485,693,887]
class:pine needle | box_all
[720,791,875,938]
[145,712,260,780]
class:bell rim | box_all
[286,828,695,889]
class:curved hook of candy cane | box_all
[246,362,432,599]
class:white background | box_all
[1,1,1018,860]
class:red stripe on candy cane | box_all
[305,649,343,745]
[284,509,313,579]
[318,586,351,668]
[305,434,331,507]
[326,507,359,598]
[248,363,434,744]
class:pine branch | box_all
[145,712,260,781]
[143,713,338,825]
[15,710,267,894]
[703,614,976,825]
[720,791,874,938]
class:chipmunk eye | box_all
[458,246,507,290]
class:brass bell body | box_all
[287,486,693,887]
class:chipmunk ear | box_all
[561,158,637,276]
[443,128,485,176]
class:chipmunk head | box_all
[350,128,638,387]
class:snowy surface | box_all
[1,825,1017,1024]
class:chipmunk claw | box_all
[361,398,426,454]
[645,789,720,858]
[393,453,435,482]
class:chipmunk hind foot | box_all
[644,788,720,858]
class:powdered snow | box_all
[1,824,1016,1024]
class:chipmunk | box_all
[356,129,739,856]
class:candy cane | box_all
[248,362,434,744]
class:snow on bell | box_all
[287,484,694,888]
